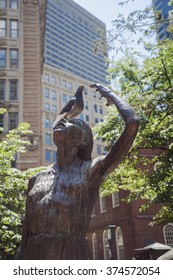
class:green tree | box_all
[105,0,173,54]
[0,109,43,259]
[95,39,173,224]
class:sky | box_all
[73,0,152,31]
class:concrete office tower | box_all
[152,0,173,40]
[0,0,108,169]
[44,0,108,84]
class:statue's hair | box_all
[69,119,93,161]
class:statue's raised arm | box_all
[89,83,139,182]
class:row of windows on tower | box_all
[47,2,100,35]
[45,56,107,85]
[44,88,104,114]
[44,73,104,97]
[44,73,105,103]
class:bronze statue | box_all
[16,84,139,260]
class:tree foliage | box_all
[107,0,173,54]
[0,109,43,259]
[95,39,173,224]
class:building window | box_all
[45,118,51,129]
[45,133,51,145]
[8,112,18,130]
[93,91,97,98]
[94,104,98,113]
[85,114,89,122]
[45,103,50,111]
[0,0,6,9]
[85,100,89,110]
[112,192,119,208]
[116,227,125,260]
[45,149,51,161]
[61,79,66,89]
[103,230,110,260]
[67,81,73,91]
[9,80,18,100]
[51,89,56,100]
[163,223,173,246]
[44,73,49,83]
[99,191,106,213]
[0,79,5,100]
[95,117,99,124]
[0,49,6,68]
[62,93,68,106]
[10,20,18,38]
[0,19,6,37]
[99,105,103,114]
[97,144,102,155]
[92,233,99,260]
[44,88,50,98]
[10,49,18,68]
[10,0,18,9]
[50,75,56,85]
[51,104,57,113]
[79,113,84,121]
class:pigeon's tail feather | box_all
[52,113,67,130]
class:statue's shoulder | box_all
[27,166,51,193]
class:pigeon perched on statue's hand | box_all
[53,86,84,130]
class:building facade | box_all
[42,64,107,164]
[0,0,108,169]
[0,0,46,169]
[87,190,173,260]
[45,0,108,84]
[152,0,173,40]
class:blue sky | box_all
[73,0,152,31]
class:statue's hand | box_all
[90,84,113,106]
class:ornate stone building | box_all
[0,0,108,169]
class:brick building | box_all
[87,190,173,260]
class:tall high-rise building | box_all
[45,0,108,84]
[0,0,108,170]
[152,0,173,40]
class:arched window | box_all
[92,233,98,259]
[103,230,110,260]
[163,223,173,246]
[116,226,125,260]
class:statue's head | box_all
[53,119,93,160]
